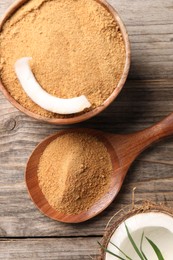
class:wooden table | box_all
[0,0,173,259]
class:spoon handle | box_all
[139,112,173,141]
[107,113,173,166]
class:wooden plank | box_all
[0,79,173,237]
[0,0,173,79]
[0,237,99,259]
[112,0,173,79]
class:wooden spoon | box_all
[25,113,173,223]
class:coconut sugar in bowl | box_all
[0,0,130,124]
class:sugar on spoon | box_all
[26,113,173,223]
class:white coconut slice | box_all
[106,212,173,260]
[14,57,91,114]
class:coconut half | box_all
[100,202,173,260]
[14,57,91,115]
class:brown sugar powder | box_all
[37,132,112,214]
[0,0,126,118]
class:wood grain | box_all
[0,238,99,259]
[0,0,173,259]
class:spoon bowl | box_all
[25,113,173,223]
[26,128,121,223]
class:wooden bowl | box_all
[0,0,130,125]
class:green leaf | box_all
[125,223,145,260]
[140,232,148,260]
[146,237,164,260]
[110,241,133,260]
[97,242,126,260]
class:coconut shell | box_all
[98,201,173,260]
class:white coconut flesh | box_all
[106,212,173,260]
[14,57,91,115]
